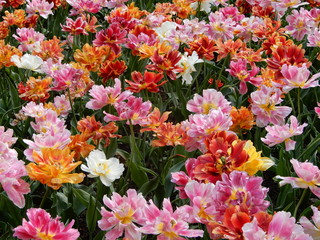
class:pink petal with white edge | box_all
[311,205,320,229]
[291,159,320,182]
[242,218,266,240]
[268,211,312,240]
[310,186,320,198]
[300,206,320,239]
[304,72,320,88]
[285,139,296,151]
[276,176,310,189]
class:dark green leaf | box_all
[139,177,159,196]
[86,195,101,233]
[130,162,148,188]
[52,192,72,215]
[0,193,22,227]
[164,161,185,198]
[105,138,118,159]
[93,231,106,240]
[72,188,91,208]
[129,135,148,187]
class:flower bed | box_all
[0,0,320,239]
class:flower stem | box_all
[163,74,178,108]
[296,88,303,155]
[293,188,308,219]
[110,183,115,193]
[287,91,296,116]
[67,88,78,133]
[297,88,301,121]
[124,120,135,183]
[129,119,135,138]
[217,55,229,82]
[39,186,50,209]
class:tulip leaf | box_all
[72,188,91,207]
[129,135,148,187]
[86,195,101,234]
[164,161,186,198]
[139,177,159,196]
[51,192,72,216]
[0,193,22,227]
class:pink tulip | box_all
[277,159,320,198]
[261,115,307,151]
[187,89,232,114]
[13,208,79,240]
[98,189,147,240]
[86,78,132,110]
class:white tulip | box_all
[11,54,44,73]
[81,150,124,187]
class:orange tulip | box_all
[26,148,85,190]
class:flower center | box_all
[202,103,217,114]
[114,208,135,225]
[260,103,275,114]
[213,23,225,32]
[94,162,110,176]
[37,231,54,240]
[156,221,179,239]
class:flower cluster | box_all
[173,131,274,186]
[0,127,30,208]
[98,189,204,240]
[1,0,320,239]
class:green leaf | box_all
[7,75,20,112]
[86,195,101,234]
[283,201,294,212]
[93,231,106,240]
[0,229,15,240]
[130,162,148,188]
[51,192,72,215]
[30,181,41,194]
[116,149,130,162]
[276,149,292,176]
[105,138,118,159]
[72,188,91,208]
[275,185,294,211]
[138,166,158,176]
[0,193,22,227]
[72,196,87,216]
[139,177,159,196]
[0,221,14,240]
[299,205,313,219]
[298,134,320,161]
[129,135,144,165]
[265,194,274,213]
[164,161,186,198]
[129,135,148,187]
